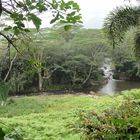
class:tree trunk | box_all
[0,0,2,16]
[4,52,17,82]
[38,69,43,92]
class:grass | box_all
[0,92,133,140]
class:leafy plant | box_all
[0,128,5,140]
[78,99,140,140]
[1,0,82,32]
[0,122,23,140]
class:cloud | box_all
[74,0,137,28]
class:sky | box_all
[74,0,137,28]
[75,0,136,28]
[40,0,137,29]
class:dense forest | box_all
[0,26,109,95]
[0,0,140,140]
[1,26,140,96]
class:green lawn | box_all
[0,93,128,140]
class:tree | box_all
[44,28,108,90]
[0,0,82,51]
[21,32,47,92]
[104,6,140,58]
[52,23,83,42]
[0,0,82,99]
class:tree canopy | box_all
[0,0,82,50]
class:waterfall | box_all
[97,61,140,95]
[98,64,116,95]
[102,64,113,80]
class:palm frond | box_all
[104,6,140,47]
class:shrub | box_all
[0,123,23,140]
[0,82,9,106]
[78,100,140,140]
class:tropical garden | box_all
[0,0,140,139]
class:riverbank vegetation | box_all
[111,29,140,80]
[0,26,140,99]
[0,27,110,98]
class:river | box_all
[98,64,140,95]
[98,79,140,95]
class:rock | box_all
[93,95,99,99]
[89,91,95,95]
[88,95,93,97]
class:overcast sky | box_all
[74,0,137,28]
[39,0,138,29]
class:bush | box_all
[78,100,140,140]
[0,82,9,106]
[0,123,23,140]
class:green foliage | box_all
[0,82,9,106]
[110,30,140,80]
[104,5,140,61]
[0,54,37,95]
[8,71,36,94]
[28,14,41,30]
[0,28,109,94]
[0,128,5,140]
[0,124,23,140]
[52,23,83,42]
[45,37,107,89]
[1,90,139,140]
[0,95,120,118]
[78,99,140,140]
[0,93,122,139]
[40,28,109,90]
[1,0,82,35]
[104,6,140,47]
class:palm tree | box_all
[104,6,140,58]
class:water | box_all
[98,79,140,95]
[98,64,140,95]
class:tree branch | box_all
[81,65,93,86]
[2,7,12,15]
[0,32,22,55]
[4,52,17,81]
